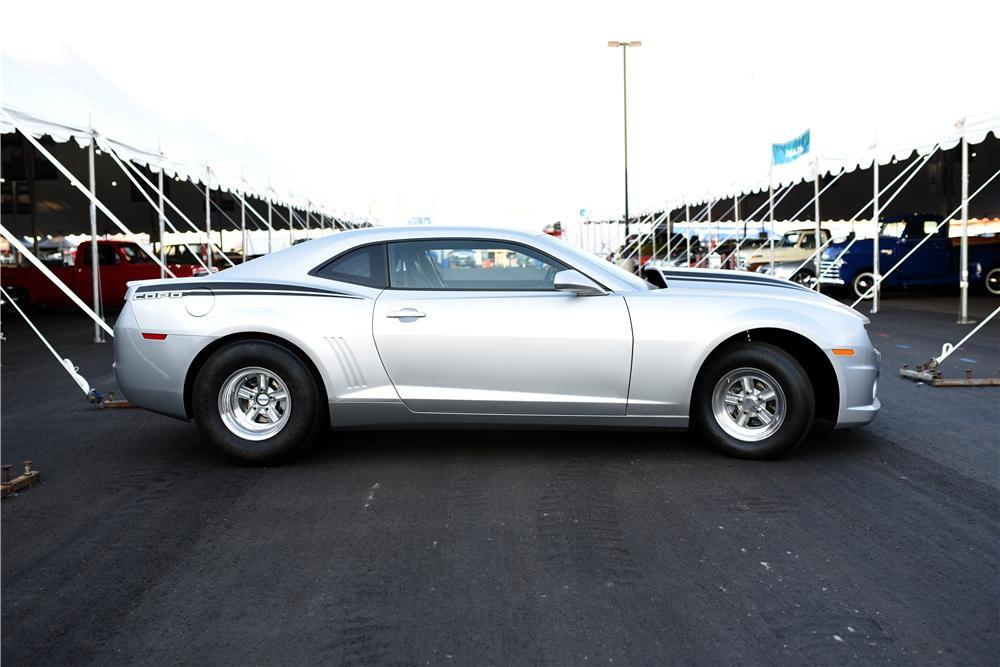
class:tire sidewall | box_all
[193,340,321,464]
[694,342,815,459]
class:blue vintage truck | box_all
[819,214,1000,299]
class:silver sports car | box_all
[114,226,879,463]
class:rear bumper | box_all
[113,303,210,420]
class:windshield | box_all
[120,243,153,264]
[779,232,801,248]
[880,222,907,238]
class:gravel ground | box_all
[2,293,998,665]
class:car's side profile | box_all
[113,226,880,464]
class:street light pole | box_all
[609,40,640,238]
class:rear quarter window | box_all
[314,243,388,288]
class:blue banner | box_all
[772,130,810,165]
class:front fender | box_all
[625,293,868,419]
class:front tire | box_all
[693,342,815,459]
[791,269,816,289]
[193,340,324,464]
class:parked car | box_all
[757,259,818,287]
[163,243,230,268]
[819,214,1000,299]
[2,240,197,309]
[739,228,831,272]
[448,249,477,268]
[114,226,879,464]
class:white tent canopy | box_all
[0,51,354,219]
[657,114,1000,211]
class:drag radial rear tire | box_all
[193,340,324,465]
[693,342,815,460]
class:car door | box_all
[372,238,633,416]
[75,243,119,305]
[896,218,949,282]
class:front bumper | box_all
[833,346,880,428]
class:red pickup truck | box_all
[2,240,198,308]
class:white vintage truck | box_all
[738,228,831,272]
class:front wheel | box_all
[193,340,324,464]
[693,342,815,459]
[791,269,816,289]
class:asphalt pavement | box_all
[2,293,998,665]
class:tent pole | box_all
[651,213,658,263]
[266,201,273,254]
[288,205,294,246]
[205,178,212,271]
[768,180,775,274]
[662,209,671,263]
[158,168,166,278]
[732,194,739,269]
[959,134,970,324]
[241,194,247,263]
[706,199,713,267]
[685,204,691,266]
[88,132,104,343]
[814,167,821,290]
[26,142,39,259]
[872,157,880,314]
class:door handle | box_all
[386,308,426,319]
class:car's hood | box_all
[644,267,869,324]
[823,238,875,258]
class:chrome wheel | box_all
[852,272,876,300]
[218,366,292,441]
[711,368,786,442]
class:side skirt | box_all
[329,400,688,430]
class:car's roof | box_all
[219,225,646,292]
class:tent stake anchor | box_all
[1,461,40,498]
[900,363,1000,387]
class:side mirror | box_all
[554,269,606,296]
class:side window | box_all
[78,244,118,266]
[387,240,568,290]
[315,244,387,288]
[120,243,152,264]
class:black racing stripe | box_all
[657,269,798,286]
[135,282,356,297]
[655,268,807,286]
[657,274,806,292]
[194,290,356,298]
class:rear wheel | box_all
[693,342,815,459]
[985,267,1000,296]
[193,340,324,464]
[851,271,876,300]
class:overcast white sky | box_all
[3,0,999,230]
